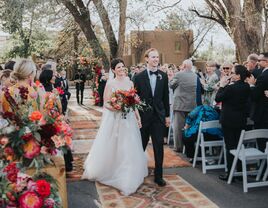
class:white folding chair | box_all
[193,120,227,174]
[227,129,268,192]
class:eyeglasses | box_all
[223,67,230,70]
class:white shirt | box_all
[147,69,157,96]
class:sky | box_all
[139,0,235,51]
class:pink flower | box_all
[18,191,43,208]
[44,198,55,208]
[114,104,121,110]
[23,139,41,159]
[40,146,48,154]
[110,97,117,103]
[29,92,38,99]
[27,180,37,192]
[0,137,9,145]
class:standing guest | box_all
[4,60,15,70]
[97,68,107,107]
[134,48,170,186]
[131,65,140,81]
[249,52,268,151]
[1,59,45,112]
[60,70,70,114]
[74,69,86,105]
[169,59,198,153]
[200,61,219,106]
[215,65,251,181]
[246,53,262,79]
[0,69,13,90]
[221,62,233,77]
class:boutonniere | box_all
[157,74,162,80]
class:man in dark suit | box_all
[74,69,86,105]
[59,70,70,114]
[250,52,268,151]
[215,65,251,181]
[134,48,170,187]
[97,68,107,107]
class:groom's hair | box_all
[144,48,159,58]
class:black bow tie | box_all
[150,70,158,76]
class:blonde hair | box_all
[144,48,158,58]
[11,59,36,81]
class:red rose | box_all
[36,180,51,198]
[19,191,43,208]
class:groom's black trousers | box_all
[140,115,165,180]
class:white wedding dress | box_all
[82,92,148,195]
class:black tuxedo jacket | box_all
[215,80,250,128]
[251,69,268,123]
[134,70,169,126]
[74,73,86,89]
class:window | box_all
[175,41,181,52]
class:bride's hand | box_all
[137,119,142,128]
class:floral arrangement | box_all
[0,162,62,208]
[108,88,147,118]
[0,81,72,169]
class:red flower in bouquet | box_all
[3,162,19,183]
[36,180,51,198]
[18,191,43,208]
[56,87,64,95]
[23,139,41,159]
[29,111,43,122]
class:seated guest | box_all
[215,65,251,181]
[183,105,223,161]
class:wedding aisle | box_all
[66,88,219,208]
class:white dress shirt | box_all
[147,69,157,96]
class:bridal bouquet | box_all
[0,162,61,208]
[108,88,146,118]
[0,81,72,169]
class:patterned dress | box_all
[202,73,219,106]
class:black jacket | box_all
[74,73,86,89]
[215,80,250,128]
[251,69,268,123]
[134,69,169,126]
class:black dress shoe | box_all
[154,178,166,187]
[219,173,229,181]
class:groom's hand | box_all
[165,117,170,127]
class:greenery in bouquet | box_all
[0,81,72,169]
[108,88,147,118]
[0,162,62,208]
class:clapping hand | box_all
[219,75,230,88]
[264,90,268,98]
[247,75,256,86]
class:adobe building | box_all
[123,30,193,66]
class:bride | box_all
[82,59,148,195]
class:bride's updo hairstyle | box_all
[10,59,37,82]
[111,58,125,70]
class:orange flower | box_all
[29,111,42,122]
[35,80,41,86]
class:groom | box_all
[134,48,170,186]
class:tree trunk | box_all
[195,0,266,62]
[117,0,127,58]
[92,0,118,59]
[59,0,110,69]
